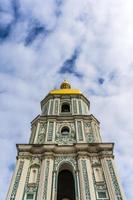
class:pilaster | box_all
[6,159,21,200]
[34,122,40,143]
[37,159,46,199]
[101,157,126,200]
[15,158,30,199]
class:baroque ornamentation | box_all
[55,122,76,145]
[78,100,82,114]
[54,156,77,171]
[30,156,41,166]
[91,157,101,167]
[54,99,59,114]
[37,122,47,144]
[81,160,91,200]
[107,159,123,200]
[49,100,54,115]
[77,121,83,141]
[92,168,108,197]
[47,121,54,141]
[84,122,94,143]
[23,157,40,199]
[10,160,24,200]
[43,160,50,200]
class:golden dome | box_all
[60,80,71,89]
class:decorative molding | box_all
[107,159,123,200]
[91,157,101,167]
[54,99,59,114]
[55,122,76,145]
[49,99,54,115]
[84,122,95,143]
[10,160,24,200]
[78,100,82,114]
[37,122,47,144]
[43,160,50,200]
[92,166,109,199]
[81,160,91,200]
[77,121,83,141]
[54,156,77,171]
[47,122,54,141]
[23,157,41,199]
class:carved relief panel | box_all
[91,157,109,199]
[84,121,95,143]
[55,121,76,145]
[23,157,41,200]
[37,122,47,144]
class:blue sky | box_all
[0,0,133,199]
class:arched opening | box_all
[61,103,70,112]
[61,126,70,135]
[57,169,76,200]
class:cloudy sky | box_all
[0,0,133,199]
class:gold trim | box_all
[49,89,81,95]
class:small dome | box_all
[60,80,71,89]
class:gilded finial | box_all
[60,80,71,89]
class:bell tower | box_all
[7,80,126,200]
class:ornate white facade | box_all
[7,81,126,200]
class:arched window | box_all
[61,103,70,113]
[61,127,70,135]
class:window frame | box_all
[96,190,109,199]
[25,193,35,200]
[61,102,71,113]
[61,126,70,135]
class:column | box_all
[51,171,57,200]
[37,159,46,199]
[6,159,22,199]
[78,155,96,200]
[46,157,54,200]
[101,157,126,200]
[34,122,40,143]
[75,170,81,200]
[77,156,84,199]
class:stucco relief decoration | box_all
[10,161,24,199]
[54,156,77,171]
[84,122,94,143]
[37,122,47,144]
[81,160,91,200]
[30,157,41,167]
[23,157,41,197]
[55,122,76,145]
[91,157,101,167]
[43,160,50,200]
[107,159,123,199]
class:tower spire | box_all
[7,82,126,200]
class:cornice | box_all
[16,143,114,156]
[31,114,100,125]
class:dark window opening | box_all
[57,170,76,200]
[26,194,34,199]
[61,127,70,135]
[61,103,70,112]
[98,191,107,198]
